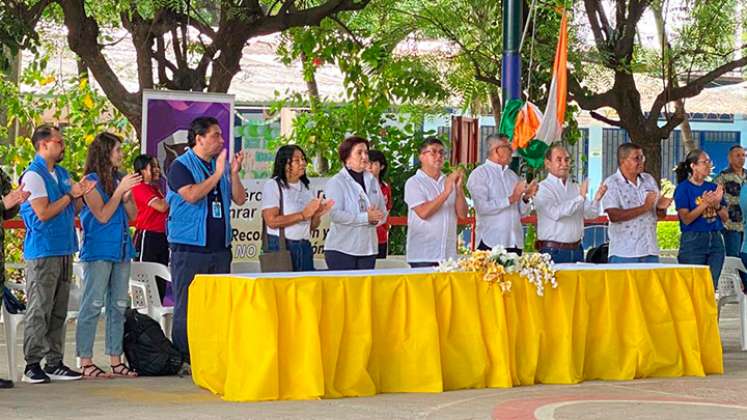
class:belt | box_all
[535,240,581,250]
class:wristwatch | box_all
[65,192,75,201]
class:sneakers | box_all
[22,364,50,384]
[0,378,13,389]
[43,363,82,381]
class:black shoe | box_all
[44,363,82,381]
[0,378,13,388]
[22,363,50,384]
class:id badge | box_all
[358,194,367,213]
[212,200,223,219]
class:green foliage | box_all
[657,221,681,251]
[0,54,137,180]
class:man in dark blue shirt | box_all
[166,117,247,360]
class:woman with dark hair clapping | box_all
[77,132,140,378]
[674,149,727,290]
[262,145,333,271]
[131,154,169,300]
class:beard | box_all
[55,151,64,163]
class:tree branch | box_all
[57,0,141,128]
[648,55,747,118]
[254,0,370,36]
[567,71,617,110]
[589,111,623,127]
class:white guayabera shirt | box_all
[467,160,530,250]
[404,169,458,263]
[534,174,601,243]
[601,169,660,258]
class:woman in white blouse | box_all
[262,145,332,271]
[324,136,388,270]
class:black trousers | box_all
[324,250,376,270]
[134,230,170,301]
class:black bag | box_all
[123,308,184,376]
[2,286,26,314]
[586,243,609,264]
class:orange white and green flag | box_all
[535,9,568,144]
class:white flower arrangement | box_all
[436,246,558,296]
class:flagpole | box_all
[502,0,523,103]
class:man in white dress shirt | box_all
[602,143,671,263]
[405,137,468,267]
[534,144,606,263]
[467,134,537,255]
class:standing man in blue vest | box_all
[167,116,247,360]
[20,125,96,383]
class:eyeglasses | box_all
[423,149,446,157]
[629,154,646,162]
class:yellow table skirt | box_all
[188,266,723,402]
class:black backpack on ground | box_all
[585,243,609,264]
[123,308,184,376]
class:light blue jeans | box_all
[608,255,660,263]
[75,260,131,358]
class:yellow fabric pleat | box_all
[187,267,723,402]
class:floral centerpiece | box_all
[437,246,558,296]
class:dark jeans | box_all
[409,262,438,268]
[324,250,376,270]
[170,248,232,360]
[266,234,315,272]
[678,231,725,290]
[539,246,584,264]
[477,241,523,256]
[722,229,743,257]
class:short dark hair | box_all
[544,142,567,161]
[729,144,744,153]
[368,150,388,180]
[187,116,220,147]
[133,154,156,176]
[30,124,61,150]
[338,136,369,163]
[617,143,643,164]
[419,136,445,153]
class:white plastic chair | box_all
[2,282,25,382]
[718,256,747,351]
[129,262,173,337]
[3,262,84,381]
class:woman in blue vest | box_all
[76,133,141,378]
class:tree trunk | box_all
[675,99,696,152]
[0,48,21,146]
[636,134,663,184]
[300,52,329,174]
[489,86,502,127]
[651,3,696,154]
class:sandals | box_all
[110,363,138,378]
[81,364,112,379]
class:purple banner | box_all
[142,91,234,182]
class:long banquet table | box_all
[187,264,723,402]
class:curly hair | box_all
[84,132,122,196]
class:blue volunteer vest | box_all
[78,173,135,262]
[166,148,232,247]
[20,155,78,259]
